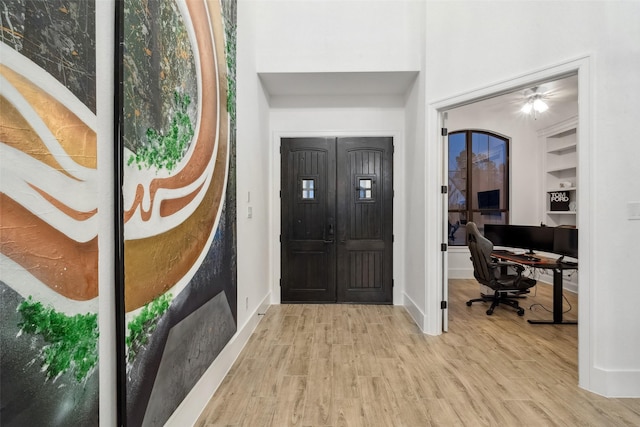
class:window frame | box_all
[448,130,510,246]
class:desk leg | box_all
[528,268,577,325]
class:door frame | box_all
[270,130,405,305]
[428,56,592,388]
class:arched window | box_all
[448,130,509,245]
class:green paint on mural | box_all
[126,293,172,364]
[127,92,194,172]
[18,297,98,382]
[223,10,237,124]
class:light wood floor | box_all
[196,280,640,426]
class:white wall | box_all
[403,74,429,329]
[425,0,640,396]
[235,3,272,337]
[252,0,423,73]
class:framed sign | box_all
[549,191,570,211]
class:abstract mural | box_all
[0,1,99,426]
[120,0,237,425]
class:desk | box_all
[491,251,578,325]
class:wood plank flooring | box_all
[196,280,640,426]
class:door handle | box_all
[324,218,335,244]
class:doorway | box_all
[433,56,591,388]
[280,137,393,303]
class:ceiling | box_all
[454,74,579,129]
[257,71,578,125]
[258,71,419,97]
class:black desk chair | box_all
[465,222,536,316]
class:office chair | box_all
[465,222,536,316]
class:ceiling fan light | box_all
[521,102,533,114]
[533,98,548,112]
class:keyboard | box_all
[560,260,578,267]
[491,249,513,254]
[503,253,541,262]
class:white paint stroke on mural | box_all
[0,254,98,316]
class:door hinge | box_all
[441,243,448,252]
[441,301,447,309]
[392,279,394,288]
[279,278,282,287]
[441,127,448,136]
[279,235,282,243]
[392,234,395,243]
[279,190,281,198]
[441,185,448,194]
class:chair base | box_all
[466,292,526,316]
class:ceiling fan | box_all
[521,86,550,117]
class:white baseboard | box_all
[588,367,640,397]
[165,292,271,426]
[448,268,474,279]
[537,272,578,294]
[449,269,578,294]
[403,292,425,332]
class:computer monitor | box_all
[512,225,555,254]
[483,224,509,247]
[477,189,500,216]
[483,224,555,254]
[553,227,578,259]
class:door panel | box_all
[281,138,336,302]
[337,137,393,303]
[281,137,392,304]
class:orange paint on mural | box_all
[0,64,97,170]
[0,193,98,301]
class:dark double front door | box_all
[281,137,393,303]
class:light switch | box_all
[247,206,253,219]
[628,201,640,220]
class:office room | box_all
[445,74,580,305]
[2,1,640,426]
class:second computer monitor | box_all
[553,227,579,259]
[483,224,555,254]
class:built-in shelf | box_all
[541,116,579,291]
[548,187,576,192]
[547,142,577,154]
[547,165,577,174]
[540,116,578,227]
